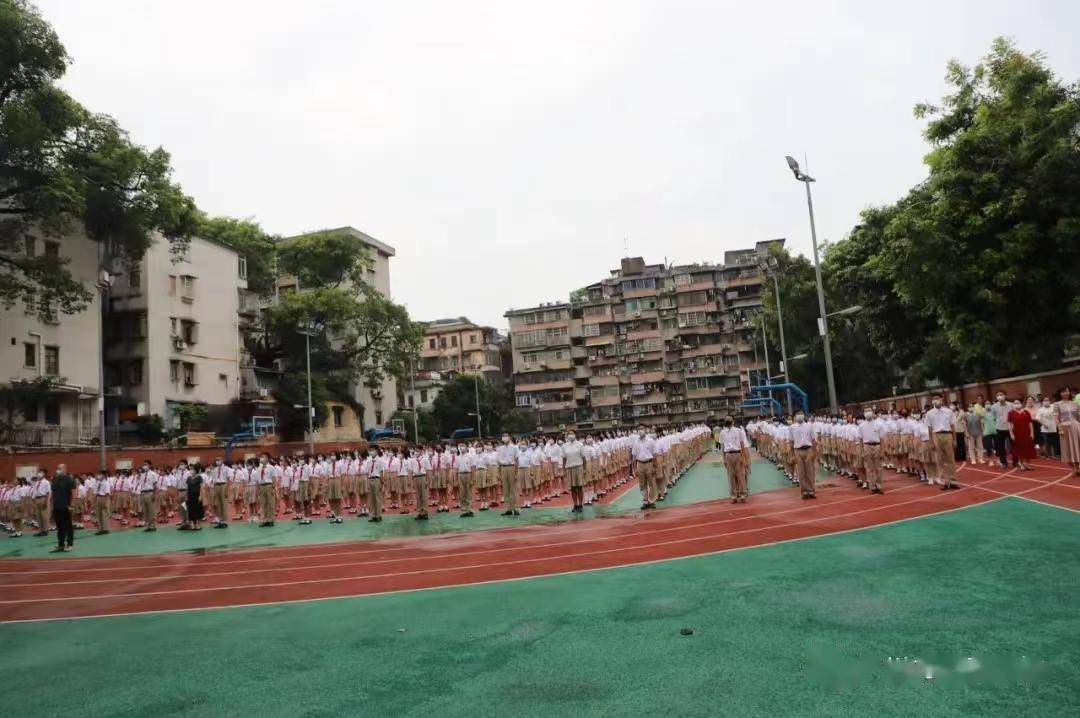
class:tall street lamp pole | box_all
[761,258,792,414]
[785,156,838,413]
[298,320,325,454]
[95,268,113,470]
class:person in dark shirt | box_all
[50,464,77,553]
[179,465,206,531]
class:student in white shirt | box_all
[562,432,586,513]
[367,448,387,522]
[497,433,520,516]
[137,462,160,532]
[456,444,475,517]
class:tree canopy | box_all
[1,0,199,320]
[766,40,1080,407]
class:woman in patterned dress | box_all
[1052,387,1080,476]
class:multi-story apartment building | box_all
[273,226,398,433]
[1,230,103,445]
[105,233,249,431]
[404,317,505,410]
[505,242,781,433]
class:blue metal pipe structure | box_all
[740,397,783,415]
[748,382,809,415]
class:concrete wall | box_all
[0,230,102,437]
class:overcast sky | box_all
[37,0,1080,329]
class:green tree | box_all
[391,407,438,443]
[1,0,199,320]
[196,215,278,296]
[431,375,507,438]
[172,403,208,432]
[829,39,1080,386]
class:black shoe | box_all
[512,510,521,516]
[369,517,381,523]
[34,531,48,537]
[939,484,951,491]
[213,523,227,529]
[144,527,156,532]
[501,510,513,516]
[461,511,474,518]
[871,488,884,494]
[640,503,650,510]
[95,529,109,536]
[258,521,273,527]
[50,546,65,553]
[418,514,429,521]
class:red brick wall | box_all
[1,440,370,477]
[841,366,1080,414]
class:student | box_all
[562,431,586,513]
[252,453,277,527]
[30,470,51,536]
[456,444,475,518]
[409,448,431,521]
[631,426,657,509]
[964,406,985,464]
[297,456,314,525]
[718,417,750,503]
[1038,398,1059,459]
[356,450,372,518]
[991,393,1013,467]
[180,464,206,531]
[92,471,112,535]
[858,409,884,494]
[790,413,817,499]
[137,462,160,531]
[368,448,386,522]
[326,452,346,523]
[925,396,959,490]
[208,459,231,528]
[497,433,519,516]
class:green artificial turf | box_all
[2,497,1077,717]
[0,453,795,559]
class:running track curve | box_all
[1,459,1076,622]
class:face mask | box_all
[567,434,575,441]
[864,411,873,419]
[932,400,942,408]
[795,414,804,423]
[997,396,1005,403]
[502,436,510,444]
[260,457,268,464]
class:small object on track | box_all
[679,627,694,636]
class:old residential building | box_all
[1,231,103,445]
[404,317,506,411]
[274,226,398,434]
[105,233,248,431]
[505,243,781,432]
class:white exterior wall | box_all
[108,233,245,428]
[0,230,102,436]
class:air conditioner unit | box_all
[257,388,270,399]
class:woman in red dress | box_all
[1008,401,1036,470]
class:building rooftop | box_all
[284,226,396,258]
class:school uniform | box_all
[251,464,277,523]
[719,427,750,500]
[368,456,387,520]
[859,419,884,491]
[790,423,817,497]
[562,440,586,496]
[138,470,161,529]
[631,435,657,503]
[497,442,520,512]
[208,465,231,525]
[925,407,958,487]
[456,451,475,514]
[411,455,430,518]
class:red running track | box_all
[0,459,1074,622]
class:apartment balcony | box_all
[675,279,716,293]
[535,400,576,412]
[632,391,671,407]
[591,394,621,407]
[677,302,716,315]
[729,297,764,310]
[589,374,619,387]
[620,308,658,321]
[623,287,659,300]
[584,334,616,347]
[681,342,728,358]
[581,307,613,323]
[626,328,661,342]
[518,358,572,371]
[587,353,618,365]
[574,365,592,379]
[514,379,575,393]
[630,370,666,384]
[687,385,729,399]
[723,274,764,289]
[573,386,591,401]
[570,345,587,359]
[665,371,684,383]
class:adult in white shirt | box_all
[718,418,751,503]
[367,450,386,522]
[30,471,51,536]
[924,395,959,489]
[631,427,658,509]
[208,459,232,529]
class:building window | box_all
[23,343,36,368]
[470,334,478,345]
[407,395,415,408]
[44,346,59,376]
[181,319,198,345]
[43,241,59,259]
[439,337,446,349]
[170,360,180,383]
[428,338,436,349]
[168,275,177,295]
[374,410,383,425]
[238,256,248,279]
[24,237,35,256]
[128,262,141,292]
[182,362,196,386]
[180,275,196,301]
[420,389,428,403]
[23,292,36,315]
[516,394,534,407]
[43,400,60,426]
[23,399,39,422]
[451,335,458,348]
[128,360,143,386]
[332,405,344,427]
